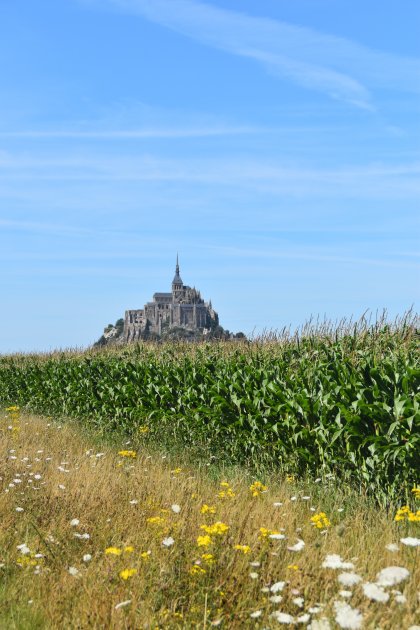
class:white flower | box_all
[129,499,138,505]
[310,619,331,630]
[273,502,283,507]
[290,496,297,501]
[249,561,261,567]
[34,474,42,480]
[58,484,66,490]
[302,496,311,500]
[250,610,262,618]
[15,507,24,512]
[287,539,305,552]
[338,572,362,587]
[171,504,181,513]
[83,554,92,562]
[322,554,354,570]
[68,566,79,576]
[17,544,30,555]
[293,597,304,608]
[74,533,90,540]
[13,479,22,484]
[269,533,286,540]
[376,566,410,586]
[400,537,420,547]
[270,581,286,593]
[362,582,389,602]
[339,591,352,598]
[270,611,295,624]
[394,594,407,604]
[162,537,175,547]
[308,606,324,614]
[70,518,79,527]
[115,600,132,610]
[270,595,283,603]
[296,614,310,624]
[333,601,363,629]
[249,572,259,579]
[385,543,399,552]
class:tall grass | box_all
[0,313,419,503]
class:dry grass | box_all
[0,409,418,629]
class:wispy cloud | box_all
[90,0,420,109]
[0,125,267,139]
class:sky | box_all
[0,0,419,351]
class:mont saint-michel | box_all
[124,257,219,341]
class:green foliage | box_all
[0,320,419,502]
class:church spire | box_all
[172,253,183,290]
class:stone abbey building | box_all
[124,257,219,341]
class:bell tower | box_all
[172,254,183,293]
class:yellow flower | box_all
[147,516,165,526]
[287,564,299,571]
[286,474,295,483]
[220,481,230,488]
[138,425,149,434]
[395,505,418,522]
[200,504,216,515]
[140,551,151,560]
[200,522,229,536]
[197,535,213,548]
[259,527,282,539]
[6,405,20,412]
[310,512,331,529]
[123,546,135,553]
[411,486,420,499]
[119,568,137,580]
[118,450,137,458]
[233,544,251,554]
[189,565,206,575]
[249,481,268,497]
[171,467,182,474]
[201,553,215,565]
[105,547,122,555]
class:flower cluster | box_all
[310,512,331,529]
[394,505,420,522]
[118,450,137,458]
[218,481,235,498]
[249,481,268,497]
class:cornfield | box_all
[0,314,419,502]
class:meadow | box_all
[0,408,419,629]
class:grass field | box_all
[0,408,419,629]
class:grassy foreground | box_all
[0,408,419,629]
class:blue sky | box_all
[0,0,419,351]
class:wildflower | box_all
[273,502,283,507]
[287,564,299,571]
[123,546,135,553]
[129,499,138,505]
[115,600,132,610]
[119,568,137,580]
[17,544,30,555]
[105,547,122,556]
[259,527,283,539]
[311,620,331,630]
[200,504,216,515]
[400,537,420,546]
[394,594,407,604]
[286,474,295,483]
[250,610,262,618]
[362,582,389,602]
[83,554,92,563]
[138,425,149,434]
[249,481,268,497]
[287,539,305,552]
[339,590,352,599]
[310,512,331,529]
[385,543,399,552]
[118,450,137,458]
[249,572,259,579]
[146,516,165,526]
[322,554,354,570]
[200,521,229,536]
[70,518,80,527]
[201,553,215,565]
[162,537,175,547]
[218,486,235,498]
[333,601,363,629]
[269,533,286,540]
[140,551,151,560]
[68,567,80,577]
[189,565,206,575]
[234,544,251,554]
[15,507,24,513]
[197,535,212,548]
[270,595,283,603]
[411,486,420,499]
[171,467,182,474]
[270,611,295,624]
[270,581,286,593]
[74,533,90,540]
[338,572,362,587]
[376,566,410,586]
[171,504,181,513]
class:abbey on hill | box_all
[123,257,219,341]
